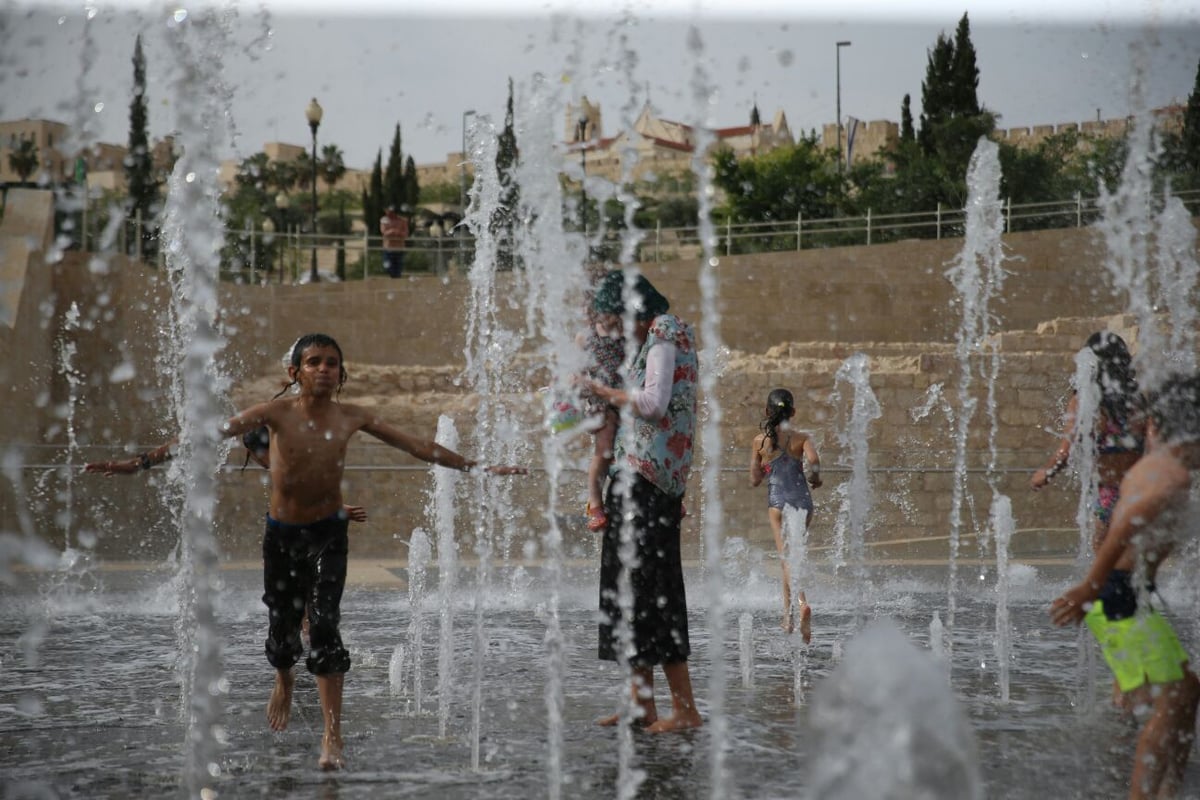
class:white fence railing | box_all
[95,188,1200,282]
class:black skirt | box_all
[598,472,690,667]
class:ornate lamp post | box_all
[305,97,323,283]
[836,41,851,172]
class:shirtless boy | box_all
[1050,372,1200,799]
[87,333,524,770]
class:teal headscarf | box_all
[592,270,670,321]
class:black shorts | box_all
[598,472,690,667]
[262,512,351,675]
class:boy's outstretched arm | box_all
[86,403,273,477]
[85,438,178,476]
[362,417,526,475]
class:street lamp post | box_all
[305,97,323,283]
[461,109,476,213]
[576,115,588,231]
[836,41,851,172]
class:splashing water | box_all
[830,353,880,623]
[405,527,433,712]
[687,23,732,800]
[738,612,755,689]
[810,619,983,800]
[156,8,238,794]
[783,504,810,700]
[943,137,1006,668]
[990,495,1014,703]
[431,415,463,739]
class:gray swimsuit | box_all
[766,442,813,513]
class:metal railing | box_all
[90,188,1200,281]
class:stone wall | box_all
[5,195,1197,563]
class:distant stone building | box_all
[558,97,794,187]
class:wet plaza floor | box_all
[3,561,1199,798]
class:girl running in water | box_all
[749,388,822,642]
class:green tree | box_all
[125,34,160,258]
[384,124,404,210]
[949,13,981,117]
[900,13,996,210]
[7,137,39,184]
[918,32,955,155]
[419,181,461,205]
[712,135,843,250]
[366,150,384,236]
[320,144,346,192]
[900,94,915,143]
[402,155,419,212]
[493,77,520,269]
[1181,57,1200,174]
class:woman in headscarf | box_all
[586,269,702,733]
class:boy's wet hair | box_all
[1146,373,1200,444]
[274,333,347,398]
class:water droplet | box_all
[93,102,104,113]
[185,172,196,183]
[174,9,188,23]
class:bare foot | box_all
[267,669,295,731]
[596,709,657,728]
[799,602,812,645]
[645,712,703,733]
[319,733,346,771]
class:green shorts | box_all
[1085,600,1189,692]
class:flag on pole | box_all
[845,117,860,169]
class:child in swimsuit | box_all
[749,388,822,642]
[1051,372,1200,800]
[1031,331,1145,552]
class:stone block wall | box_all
[5,196,1196,563]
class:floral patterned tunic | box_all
[617,314,698,498]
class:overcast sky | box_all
[4,0,1200,173]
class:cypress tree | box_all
[125,34,159,257]
[1183,57,1200,172]
[493,77,520,269]
[918,33,954,154]
[367,150,384,236]
[402,155,420,212]
[950,13,981,117]
[900,94,915,143]
[384,124,404,210]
